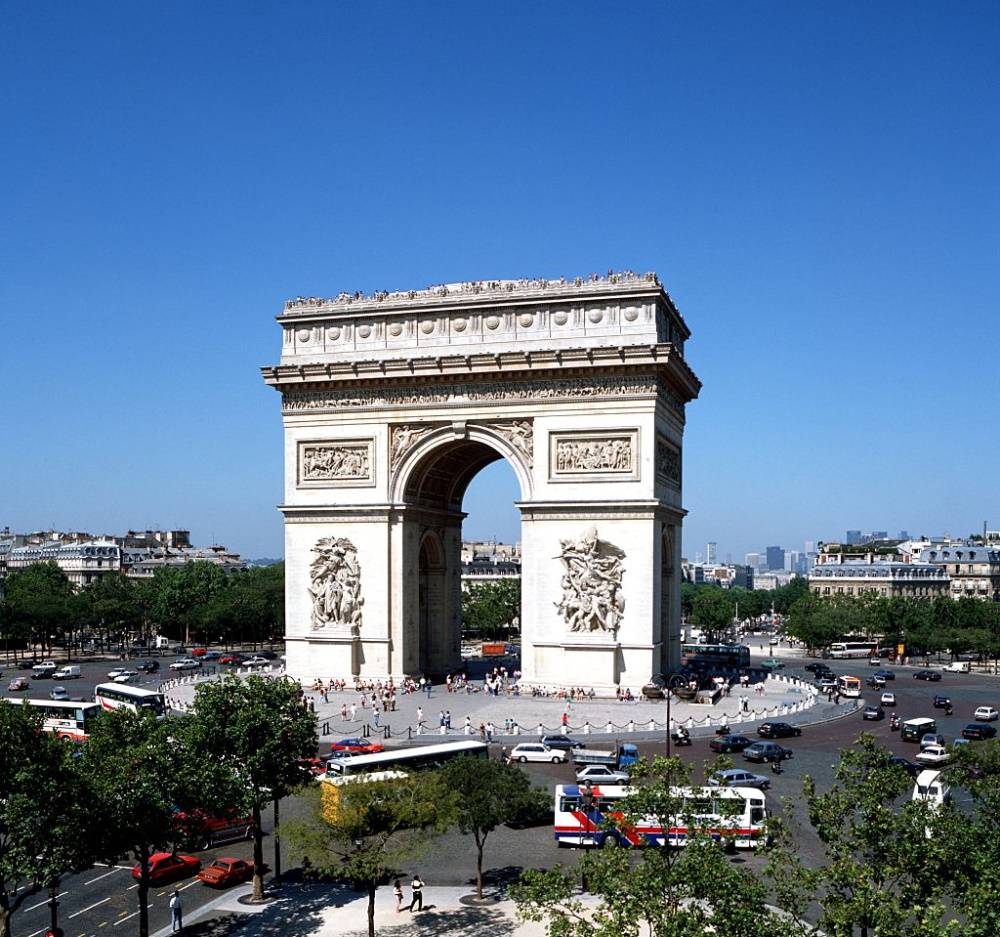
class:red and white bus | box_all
[25,699,102,742]
[94,683,166,718]
[553,784,768,849]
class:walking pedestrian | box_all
[417,706,424,724]
[409,873,425,912]
[169,889,183,932]
[486,720,494,742]
[374,710,380,729]
[341,703,348,721]
[394,878,404,913]
[350,703,357,721]
[445,710,452,729]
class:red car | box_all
[190,648,207,657]
[197,857,266,888]
[132,852,201,885]
[219,654,244,665]
[297,756,327,777]
[330,738,384,755]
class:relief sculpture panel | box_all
[555,527,626,636]
[655,435,682,489]
[549,429,639,482]
[309,537,364,635]
[298,439,374,487]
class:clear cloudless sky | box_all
[2,2,998,561]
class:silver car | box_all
[709,768,770,790]
[575,765,630,785]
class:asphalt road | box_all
[6,655,1000,936]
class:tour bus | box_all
[323,739,488,778]
[25,699,102,742]
[826,641,878,659]
[836,675,863,698]
[320,770,410,821]
[553,783,768,849]
[680,643,751,671]
[94,683,166,718]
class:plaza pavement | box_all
[163,654,847,746]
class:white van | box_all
[52,665,81,680]
[912,769,951,809]
[945,661,970,673]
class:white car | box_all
[169,658,200,671]
[915,744,952,767]
[243,657,270,667]
[576,765,630,785]
[508,743,567,764]
[107,667,131,680]
[974,706,999,722]
[113,670,138,683]
[880,692,896,707]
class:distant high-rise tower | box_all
[706,542,718,564]
[898,530,910,540]
[846,530,862,545]
[766,546,784,571]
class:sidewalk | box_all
[153,881,558,937]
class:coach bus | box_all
[25,699,102,742]
[826,641,878,660]
[835,675,863,698]
[94,683,166,718]
[553,783,768,849]
[323,739,488,778]
[680,643,751,671]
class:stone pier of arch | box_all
[262,272,702,692]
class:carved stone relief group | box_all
[554,435,634,474]
[309,537,364,635]
[300,443,372,483]
[555,527,626,635]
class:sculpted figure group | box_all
[555,527,626,635]
[309,537,364,634]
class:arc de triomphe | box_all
[262,272,701,691]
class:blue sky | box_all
[2,2,998,560]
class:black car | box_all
[888,756,920,777]
[863,705,885,721]
[804,662,830,674]
[540,735,586,751]
[962,723,998,741]
[914,669,942,682]
[932,695,952,709]
[136,659,160,673]
[757,721,802,739]
[873,670,896,681]
[709,734,754,753]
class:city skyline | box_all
[4,4,998,560]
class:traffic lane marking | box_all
[113,908,144,926]
[84,868,126,886]
[24,891,68,912]
[70,896,114,918]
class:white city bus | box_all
[826,641,878,659]
[553,783,768,849]
[94,683,166,718]
[324,740,488,777]
[25,699,102,742]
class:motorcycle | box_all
[770,758,783,775]
[715,724,732,736]
[670,729,693,747]
[889,715,900,731]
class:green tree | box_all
[461,579,521,639]
[768,734,952,937]
[2,562,74,655]
[83,709,227,937]
[148,561,229,644]
[514,755,804,937]
[440,756,536,899]
[689,587,734,641]
[285,773,456,937]
[187,673,318,901]
[73,572,142,650]
[0,702,101,937]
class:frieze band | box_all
[283,375,678,414]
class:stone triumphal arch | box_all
[262,272,701,691]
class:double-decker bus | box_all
[680,643,751,671]
[94,683,166,718]
[836,675,863,698]
[553,783,768,849]
[323,739,488,778]
[25,699,102,742]
[826,641,878,659]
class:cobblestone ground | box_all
[163,663,844,744]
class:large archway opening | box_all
[394,429,529,677]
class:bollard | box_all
[628,720,635,733]
[606,721,613,733]
[537,724,544,739]
[584,722,591,734]
[648,718,655,731]
[408,726,412,740]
